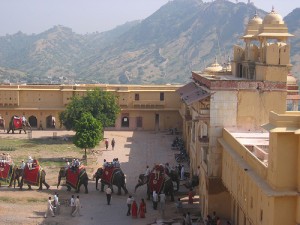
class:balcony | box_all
[133,100,165,108]
[196,109,210,121]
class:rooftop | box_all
[226,129,270,166]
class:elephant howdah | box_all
[135,172,174,201]
[148,173,165,193]
[0,162,14,183]
[23,164,42,186]
[20,160,49,190]
[94,167,128,195]
[57,166,89,193]
[66,166,86,189]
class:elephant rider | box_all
[74,159,80,167]
[65,161,70,170]
[154,164,162,180]
[22,115,27,125]
[32,158,39,169]
[144,165,150,176]
[20,160,26,169]
[27,156,33,170]
[103,159,108,168]
[113,158,120,167]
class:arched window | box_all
[28,116,37,128]
[121,116,129,127]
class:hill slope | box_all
[0,0,298,84]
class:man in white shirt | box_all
[152,191,158,210]
[53,193,60,215]
[181,165,185,180]
[20,160,25,169]
[70,195,75,215]
[72,195,82,217]
[144,165,150,176]
[126,195,133,216]
[44,197,55,218]
[106,186,112,205]
[27,156,33,170]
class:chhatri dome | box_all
[243,12,263,39]
[204,57,223,73]
[248,12,263,26]
[263,6,284,25]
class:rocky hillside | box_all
[0,0,298,84]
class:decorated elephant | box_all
[20,163,49,190]
[93,167,128,195]
[7,116,31,134]
[57,166,89,193]
[135,170,175,201]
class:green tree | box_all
[59,88,120,130]
[73,112,103,162]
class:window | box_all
[121,117,129,127]
[135,93,139,101]
[260,210,263,221]
[202,147,208,164]
[160,92,164,101]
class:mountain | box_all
[285,8,300,77]
[0,0,299,84]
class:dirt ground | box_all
[0,130,198,225]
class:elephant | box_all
[20,168,49,190]
[135,172,175,201]
[8,166,23,188]
[7,116,31,134]
[57,167,89,193]
[94,167,128,195]
[166,169,180,191]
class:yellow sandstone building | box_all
[0,84,182,131]
[177,7,299,225]
[0,7,299,225]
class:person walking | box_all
[70,195,76,215]
[181,165,185,180]
[175,198,183,213]
[72,195,82,217]
[138,198,146,218]
[178,164,182,176]
[185,212,192,225]
[152,191,158,210]
[44,197,55,218]
[126,195,133,216]
[131,199,138,218]
[53,192,60,215]
[159,192,166,217]
[106,186,112,205]
[105,139,109,150]
[111,138,115,150]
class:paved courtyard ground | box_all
[0,130,201,225]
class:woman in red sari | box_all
[131,199,138,218]
[138,198,146,218]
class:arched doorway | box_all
[28,116,37,128]
[121,116,129,127]
[46,115,56,128]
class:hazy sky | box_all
[0,0,298,36]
